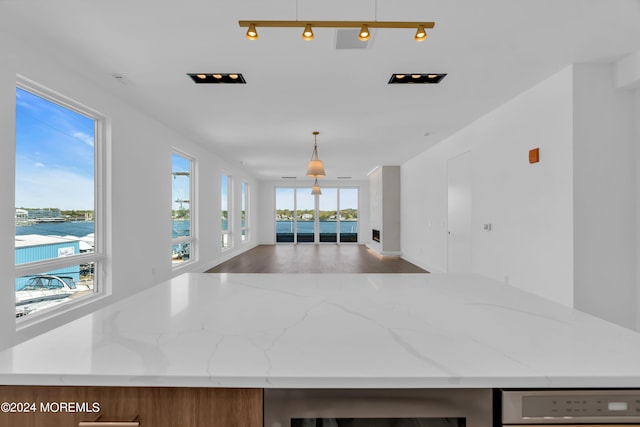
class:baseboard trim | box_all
[201,242,259,272]
[365,244,402,257]
[400,254,445,273]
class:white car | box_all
[15,275,90,318]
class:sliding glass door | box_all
[339,188,358,242]
[319,188,337,242]
[295,188,316,243]
[275,187,358,244]
[275,188,295,242]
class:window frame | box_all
[14,76,108,324]
[171,149,196,269]
[241,181,249,243]
[221,172,232,250]
[274,186,359,244]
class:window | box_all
[275,188,295,243]
[172,152,194,266]
[241,182,249,242]
[319,188,338,242]
[275,187,358,244]
[339,188,359,242]
[221,173,232,249]
[295,187,315,243]
[15,81,106,320]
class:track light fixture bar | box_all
[239,20,434,41]
[239,20,434,29]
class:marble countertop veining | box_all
[1,272,640,388]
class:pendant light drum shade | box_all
[307,159,325,177]
[311,178,322,195]
[306,131,326,177]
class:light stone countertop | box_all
[1,272,640,388]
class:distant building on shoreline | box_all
[15,208,65,224]
[15,208,28,225]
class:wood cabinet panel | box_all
[0,386,262,427]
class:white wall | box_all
[0,42,18,350]
[572,63,636,329]
[0,35,258,349]
[257,179,370,245]
[637,89,640,332]
[402,67,575,306]
[368,166,401,255]
[402,63,640,329]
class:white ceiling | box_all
[2,0,640,180]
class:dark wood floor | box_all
[206,244,428,274]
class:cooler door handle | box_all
[78,423,139,427]
[79,415,140,427]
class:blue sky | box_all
[16,87,358,217]
[172,153,191,211]
[276,187,358,211]
[221,173,228,211]
[15,87,95,210]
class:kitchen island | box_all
[1,272,640,389]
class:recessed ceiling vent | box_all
[335,29,371,49]
[188,73,246,84]
[112,73,134,86]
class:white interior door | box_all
[447,151,472,272]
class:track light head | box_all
[414,24,427,42]
[302,24,314,41]
[358,24,370,41]
[246,23,258,40]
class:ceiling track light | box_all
[239,20,434,42]
[302,23,314,40]
[246,23,258,40]
[414,24,427,42]
[358,24,370,41]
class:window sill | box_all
[16,291,110,332]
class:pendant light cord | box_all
[311,135,318,161]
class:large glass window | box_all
[275,187,358,244]
[319,188,338,242]
[275,188,295,243]
[172,152,193,266]
[295,188,315,243]
[221,173,232,249]
[15,82,105,320]
[339,188,359,242]
[241,182,249,242]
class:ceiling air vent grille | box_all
[335,29,370,49]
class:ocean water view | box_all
[16,220,358,241]
[276,220,358,234]
[16,221,94,237]
[173,219,190,238]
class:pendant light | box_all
[306,131,326,177]
[311,178,322,195]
